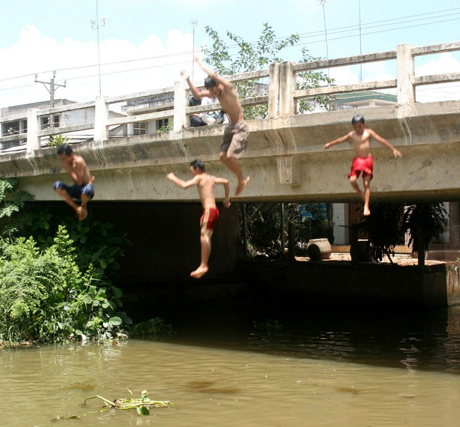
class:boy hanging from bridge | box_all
[166,159,230,279]
[324,115,402,216]
[53,144,95,221]
[181,55,250,196]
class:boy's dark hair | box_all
[204,76,217,89]
[57,144,73,156]
[351,115,365,125]
[190,159,205,172]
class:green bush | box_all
[0,226,131,344]
[20,208,130,280]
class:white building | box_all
[0,99,126,151]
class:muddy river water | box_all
[1,307,460,426]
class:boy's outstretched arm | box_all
[193,55,231,88]
[324,132,352,150]
[180,70,211,99]
[368,129,402,158]
[215,177,231,208]
[166,172,200,189]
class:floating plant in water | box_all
[83,389,173,416]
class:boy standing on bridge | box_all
[53,144,95,221]
[324,115,402,216]
[166,159,230,279]
[181,56,250,196]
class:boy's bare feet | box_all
[235,176,250,196]
[363,206,371,216]
[77,206,88,221]
[190,265,209,279]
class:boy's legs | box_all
[349,175,365,202]
[77,183,95,221]
[362,175,371,216]
[219,152,249,196]
[190,227,214,279]
[54,183,80,214]
[77,194,90,221]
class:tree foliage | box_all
[203,23,334,120]
[245,203,330,256]
[402,203,448,266]
[0,178,34,236]
[357,203,403,263]
[0,226,131,344]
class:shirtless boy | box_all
[167,159,230,279]
[53,144,95,221]
[324,115,402,216]
[181,56,250,196]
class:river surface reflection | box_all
[1,307,460,426]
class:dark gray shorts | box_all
[220,122,249,159]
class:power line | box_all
[50,16,460,86]
[0,7,459,85]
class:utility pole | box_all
[35,71,66,128]
[318,0,329,77]
[91,0,105,95]
[190,19,197,81]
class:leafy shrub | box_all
[48,134,69,147]
[20,208,130,280]
[0,178,34,237]
[0,226,131,344]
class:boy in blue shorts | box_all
[53,144,94,221]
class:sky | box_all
[0,0,459,109]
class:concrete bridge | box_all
[1,41,460,203]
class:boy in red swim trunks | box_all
[166,159,231,279]
[324,115,402,216]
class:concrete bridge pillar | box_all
[397,44,415,107]
[268,61,295,119]
[173,79,188,132]
[26,108,40,155]
[279,61,296,117]
[94,96,109,147]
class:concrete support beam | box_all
[94,96,109,147]
[277,155,300,185]
[397,44,415,107]
[26,108,40,155]
[278,62,295,117]
[173,79,188,132]
[268,62,280,119]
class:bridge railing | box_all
[0,40,459,156]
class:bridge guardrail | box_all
[0,40,459,155]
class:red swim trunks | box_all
[200,207,220,231]
[348,155,374,180]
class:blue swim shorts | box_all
[53,181,95,200]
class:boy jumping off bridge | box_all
[166,160,230,279]
[53,144,95,221]
[324,115,402,216]
[181,56,250,196]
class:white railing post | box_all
[173,79,188,132]
[278,62,296,117]
[26,108,40,155]
[94,95,109,147]
[397,44,415,106]
[268,62,280,119]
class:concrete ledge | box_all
[239,259,460,309]
[1,100,459,202]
